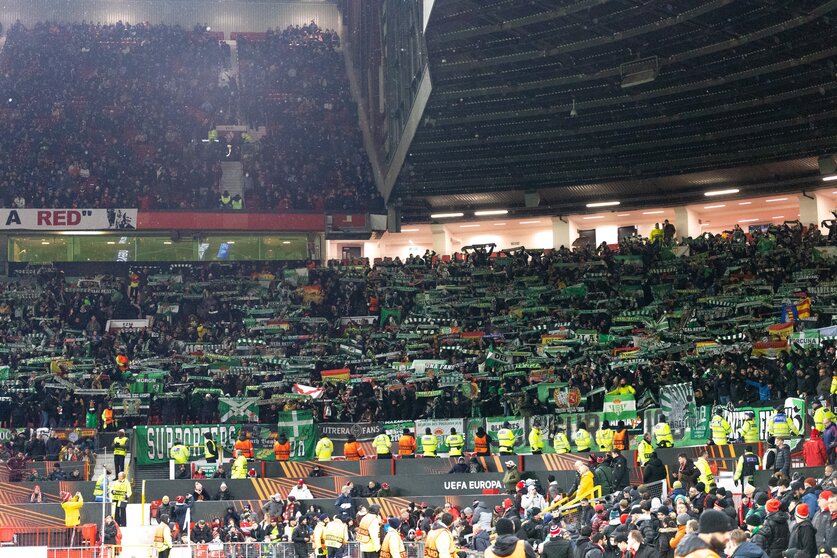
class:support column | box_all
[431,224,450,256]
[674,206,700,240]
[552,217,574,249]
[799,193,834,232]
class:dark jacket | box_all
[292,524,309,548]
[473,529,491,552]
[103,521,119,545]
[215,489,233,501]
[759,511,790,558]
[489,535,537,558]
[773,446,791,477]
[643,457,667,485]
[633,543,660,558]
[574,537,592,558]
[678,459,700,488]
[787,518,816,558]
[611,454,629,490]
[813,510,831,548]
[191,523,213,543]
[731,541,769,558]
[638,516,661,546]
[658,527,678,558]
[542,537,571,558]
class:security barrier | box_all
[43,540,426,558]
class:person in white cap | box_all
[289,479,313,500]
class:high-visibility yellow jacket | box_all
[653,422,673,446]
[421,434,438,457]
[595,428,613,452]
[316,437,334,461]
[528,428,544,452]
[573,429,591,451]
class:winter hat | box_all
[549,524,562,537]
[381,483,390,489]
[755,493,769,506]
[462,507,473,515]
[699,510,732,534]
[812,429,820,437]
[766,499,781,514]
[503,498,513,510]
[388,518,401,529]
[594,504,604,513]
[495,518,515,536]
[672,481,683,489]
[791,481,804,492]
[745,514,763,527]
[516,481,525,491]
[676,513,690,526]
[298,479,304,485]
[619,513,629,525]
[796,504,810,519]
[543,513,553,524]
[821,491,834,500]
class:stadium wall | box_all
[0,0,341,36]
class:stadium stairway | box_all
[220,161,245,205]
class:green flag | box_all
[602,394,637,422]
[218,397,260,423]
[276,410,316,461]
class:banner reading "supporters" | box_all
[0,208,137,230]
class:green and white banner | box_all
[486,416,525,447]
[660,383,697,430]
[136,424,239,464]
[415,418,465,453]
[275,410,316,461]
[603,394,637,422]
[218,397,259,423]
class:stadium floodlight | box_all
[586,201,620,208]
[704,189,739,197]
[430,212,464,219]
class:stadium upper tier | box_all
[0,21,381,212]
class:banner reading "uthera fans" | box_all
[0,208,137,230]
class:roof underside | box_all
[393,0,837,219]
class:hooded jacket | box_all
[489,535,537,558]
[758,511,790,558]
[473,501,493,530]
[731,541,768,558]
[503,467,521,493]
[803,431,828,467]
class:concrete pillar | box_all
[431,224,450,255]
[674,206,701,240]
[799,193,834,232]
[552,217,571,249]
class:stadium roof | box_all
[393,0,837,221]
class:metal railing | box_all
[42,540,426,558]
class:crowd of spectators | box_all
[0,21,380,212]
[0,220,833,437]
[238,23,383,211]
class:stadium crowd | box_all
[0,220,832,435]
[238,23,383,211]
[0,21,380,211]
